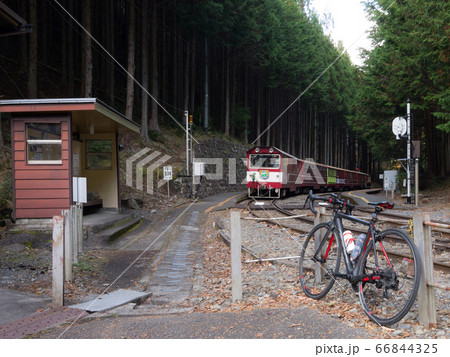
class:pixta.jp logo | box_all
[126,149,171,194]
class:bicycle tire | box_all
[299,223,341,299]
[357,228,421,326]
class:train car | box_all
[246,147,370,198]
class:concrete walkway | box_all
[1,192,373,339]
[34,306,371,339]
[0,288,51,325]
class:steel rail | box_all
[246,198,450,273]
[269,200,450,250]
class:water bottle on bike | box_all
[350,233,366,261]
[343,230,355,254]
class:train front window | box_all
[249,154,280,169]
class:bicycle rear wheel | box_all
[299,223,341,299]
[357,228,421,326]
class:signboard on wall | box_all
[73,177,87,203]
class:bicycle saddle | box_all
[368,201,395,209]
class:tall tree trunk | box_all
[67,0,74,96]
[313,106,318,161]
[256,76,261,146]
[61,0,72,94]
[162,5,168,106]
[19,0,27,71]
[190,37,196,114]
[265,89,270,147]
[125,0,135,119]
[204,37,209,132]
[172,16,178,114]
[183,42,190,112]
[149,1,160,132]
[106,0,115,105]
[244,64,249,143]
[27,0,37,98]
[0,114,5,162]
[141,1,150,142]
[81,0,92,97]
[224,49,230,136]
[287,98,291,154]
[231,52,237,137]
[40,1,48,63]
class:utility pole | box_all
[392,99,416,204]
[185,110,190,175]
[406,99,412,204]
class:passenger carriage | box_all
[246,147,370,198]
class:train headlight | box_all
[269,147,274,153]
[255,147,260,153]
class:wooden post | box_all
[231,211,242,301]
[77,203,83,254]
[70,205,78,264]
[415,158,419,206]
[413,212,437,327]
[52,215,64,307]
[314,206,327,282]
[62,210,72,282]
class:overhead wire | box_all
[51,0,198,143]
[0,61,26,99]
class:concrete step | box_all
[7,218,53,232]
[84,212,137,235]
[96,216,143,242]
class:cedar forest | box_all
[0,0,449,181]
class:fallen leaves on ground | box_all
[185,211,391,336]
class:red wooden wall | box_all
[12,114,71,219]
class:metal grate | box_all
[0,306,88,339]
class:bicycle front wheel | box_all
[357,228,421,326]
[299,223,341,299]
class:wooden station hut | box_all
[0,98,140,220]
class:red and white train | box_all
[246,147,371,198]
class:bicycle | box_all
[299,190,421,326]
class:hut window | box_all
[26,123,62,164]
[86,140,112,169]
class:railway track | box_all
[245,197,450,272]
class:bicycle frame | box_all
[302,191,421,326]
[319,208,379,284]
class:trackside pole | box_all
[314,206,327,282]
[406,99,412,204]
[413,213,437,327]
[52,215,64,307]
[231,211,243,301]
